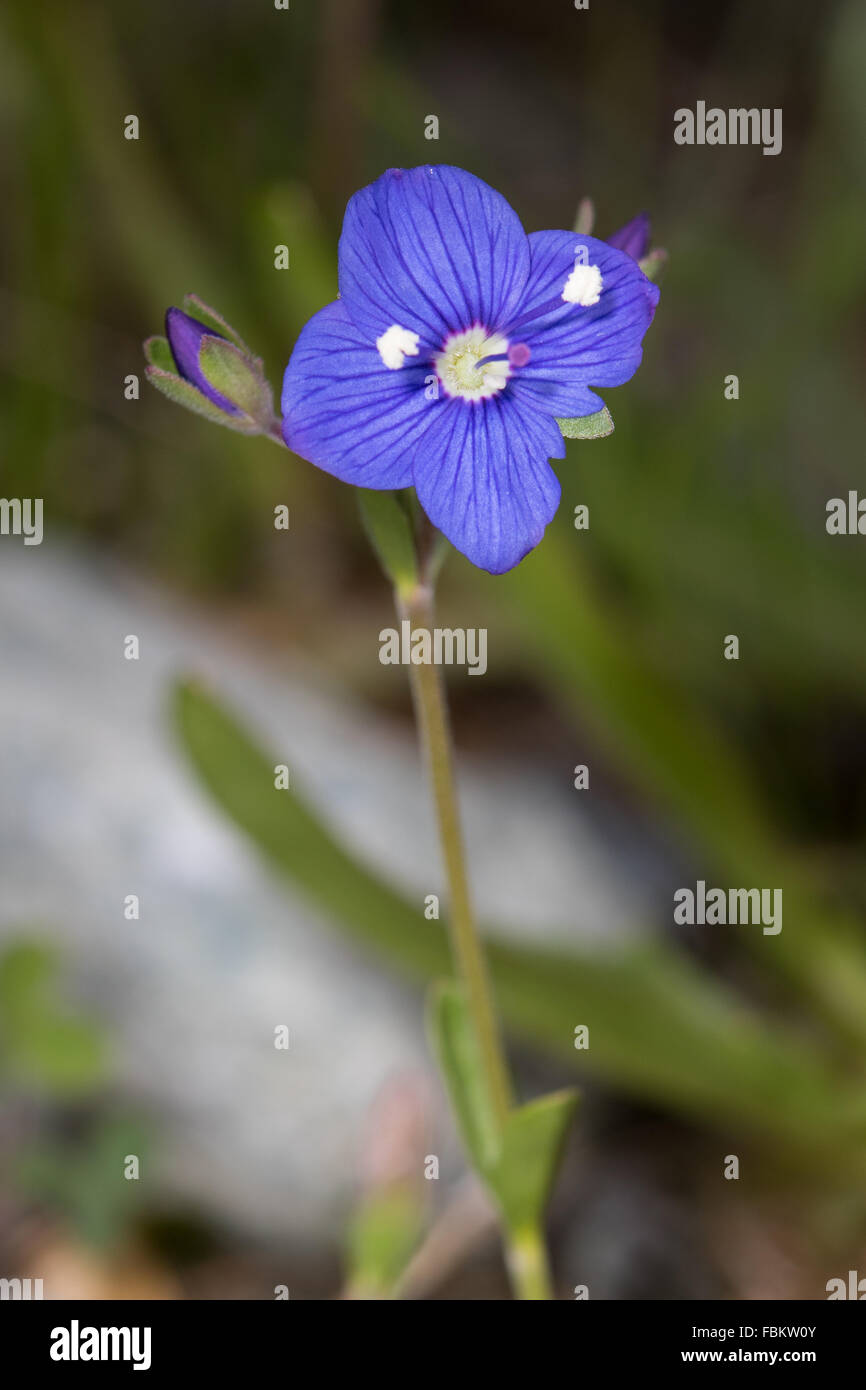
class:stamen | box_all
[562,252,602,306]
[474,342,531,372]
[507,252,604,331]
[376,324,421,370]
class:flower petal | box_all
[338,165,531,350]
[281,300,434,488]
[412,397,564,574]
[507,232,659,419]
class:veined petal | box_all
[508,232,659,418]
[281,300,434,488]
[412,397,564,575]
[338,165,531,349]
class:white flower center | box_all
[434,327,511,401]
[376,324,421,370]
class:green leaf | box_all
[494,1090,578,1231]
[172,678,449,982]
[427,981,501,1174]
[145,365,259,432]
[358,490,419,596]
[556,407,615,440]
[181,293,251,354]
[197,336,274,424]
[143,335,175,372]
[428,982,576,1229]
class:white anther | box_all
[562,262,603,307]
[376,324,421,369]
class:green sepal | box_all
[145,365,260,433]
[198,335,274,424]
[556,406,615,440]
[143,335,175,372]
[638,248,668,283]
[358,490,419,598]
[181,293,251,354]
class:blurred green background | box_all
[2,0,866,1299]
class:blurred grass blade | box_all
[345,1189,424,1300]
[0,941,106,1096]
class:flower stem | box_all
[398,581,512,1131]
[394,531,555,1300]
[505,1224,554,1301]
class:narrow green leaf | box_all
[494,1090,578,1231]
[358,490,419,596]
[428,985,577,1231]
[145,366,259,432]
[556,407,615,440]
[197,336,274,423]
[427,981,501,1174]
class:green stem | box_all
[505,1224,553,1301]
[398,580,512,1129]
[397,574,557,1300]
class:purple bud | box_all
[165,307,242,415]
[606,212,651,262]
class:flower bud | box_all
[606,211,651,261]
[143,294,277,436]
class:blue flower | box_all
[282,165,659,574]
